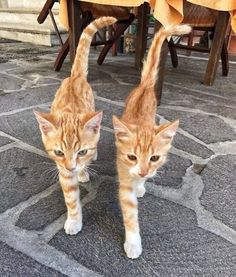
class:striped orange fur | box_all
[113,24,191,259]
[34,17,117,235]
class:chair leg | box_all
[135,3,150,69]
[97,14,135,65]
[67,0,83,64]
[54,38,69,71]
[54,12,92,71]
[221,40,229,76]
[49,10,63,46]
[186,30,194,56]
[37,0,56,24]
[204,11,229,85]
[168,38,178,68]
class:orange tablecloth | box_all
[59,0,236,33]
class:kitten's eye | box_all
[150,155,160,162]
[78,149,88,156]
[128,155,137,161]
[54,150,64,157]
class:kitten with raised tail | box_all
[113,25,191,259]
[34,17,117,236]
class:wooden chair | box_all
[38,0,134,71]
[168,1,231,85]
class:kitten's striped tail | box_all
[141,24,191,88]
[71,16,117,78]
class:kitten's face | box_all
[113,116,179,179]
[34,111,102,175]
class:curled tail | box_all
[141,24,191,88]
[71,16,117,78]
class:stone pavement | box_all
[0,38,236,276]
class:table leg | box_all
[204,11,229,85]
[135,3,149,69]
[67,0,82,64]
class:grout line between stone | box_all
[160,104,236,131]
[146,165,236,246]
[164,81,236,102]
[0,183,59,225]
[0,131,48,158]
[0,102,52,117]
[0,223,101,277]
[0,142,18,153]
[174,53,236,65]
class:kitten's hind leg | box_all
[135,179,146,198]
[78,169,90,183]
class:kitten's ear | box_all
[112,116,131,140]
[156,120,179,140]
[33,110,56,135]
[83,111,103,133]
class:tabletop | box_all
[59,0,236,32]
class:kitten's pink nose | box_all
[139,172,147,177]
[65,166,76,172]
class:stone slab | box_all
[0,109,44,149]
[15,186,88,231]
[153,153,191,188]
[0,147,54,213]
[0,84,58,113]
[0,72,24,91]
[0,60,19,71]
[200,155,236,230]
[0,39,54,62]
[88,67,119,85]
[16,188,66,231]
[8,60,70,82]
[97,130,117,177]
[50,179,236,277]
[158,107,236,144]
[92,83,134,102]
[161,84,236,120]
[96,100,123,129]
[0,135,13,147]
[165,56,236,101]
[173,133,214,159]
[0,241,65,277]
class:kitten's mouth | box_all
[58,165,79,175]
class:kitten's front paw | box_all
[124,234,142,259]
[124,241,142,259]
[78,171,90,183]
[64,218,82,235]
[136,186,146,198]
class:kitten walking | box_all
[113,25,191,259]
[34,17,117,235]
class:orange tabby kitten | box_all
[34,17,117,235]
[113,25,191,259]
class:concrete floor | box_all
[0,38,236,276]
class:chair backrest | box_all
[80,3,131,20]
[182,1,218,27]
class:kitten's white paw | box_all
[136,186,146,198]
[64,218,82,235]
[124,240,142,259]
[78,171,90,183]
[124,233,142,259]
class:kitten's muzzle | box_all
[65,166,76,172]
[138,171,148,178]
